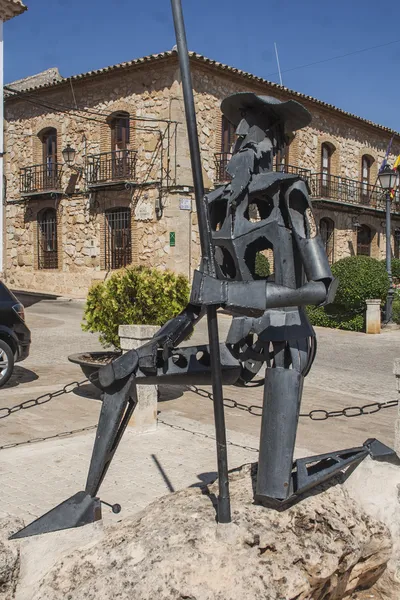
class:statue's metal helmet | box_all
[221,92,312,134]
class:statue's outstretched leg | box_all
[255,338,399,508]
[11,375,137,539]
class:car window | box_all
[0,281,15,302]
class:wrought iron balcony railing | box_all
[20,163,63,194]
[308,172,390,209]
[87,150,137,186]
[214,152,311,183]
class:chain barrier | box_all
[185,385,399,420]
[0,375,99,420]
[0,425,97,451]
[158,418,259,453]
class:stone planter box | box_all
[119,324,159,434]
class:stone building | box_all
[3,50,400,297]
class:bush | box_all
[393,290,400,324]
[381,258,400,281]
[307,256,389,332]
[331,256,389,311]
[82,266,190,348]
[255,252,270,278]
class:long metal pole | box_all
[386,192,394,323]
[170,0,231,523]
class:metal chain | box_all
[0,374,99,420]
[158,418,259,452]
[0,424,97,451]
[186,385,399,420]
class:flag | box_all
[394,155,400,170]
[378,135,395,174]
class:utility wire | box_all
[265,38,400,79]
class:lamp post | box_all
[378,164,398,323]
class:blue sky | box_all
[4,0,400,131]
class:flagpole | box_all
[170,0,231,524]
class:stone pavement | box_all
[0,296,399,530]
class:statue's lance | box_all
[170,0,231,523]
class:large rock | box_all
[0,516,24,600]
[31,464,391,600]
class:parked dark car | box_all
[0,282,31,387]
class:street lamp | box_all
[62,144,76,166]
[377,164,398,323]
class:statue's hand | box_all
[137,335,172,373]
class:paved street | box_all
[0,296,399,528]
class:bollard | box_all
[119,324,158,433]
[393,359,400,457]
[365,299,381,334]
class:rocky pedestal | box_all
[118,324,158,433]
[9,464,392,600]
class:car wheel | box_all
[0,340,14,387]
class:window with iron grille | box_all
[38,208,58,269]
[320,217,335,265]
[357,224,372,256]
[105,208,132,270]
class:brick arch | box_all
[317,136,340,177]
[32,118,60,164]
[100,101,136,153]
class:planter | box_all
[68,351,121,389]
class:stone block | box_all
[366,299,381,334]
[119,324,158,433]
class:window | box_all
[40,128,57,188]
[357,224,372,256]
[275,146,289,173]
[320,218,335,265]
[221,115,235,155]
[110,112,130,179]
[111,112,130,151]
[361,155,373,200]
[38,208,58,269]
[105,208,132,270]
[321,143,332,193]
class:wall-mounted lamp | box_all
[62,144,83,173]
[352,216,361,230]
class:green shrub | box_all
[82,266,190,348]
[393,290,400,324]
[331,256,389,311]
[381,258,400,281]
[255,252,270,278]
[307,256,389,332]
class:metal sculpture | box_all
[11,0,398,540]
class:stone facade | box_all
[3,51,400,296]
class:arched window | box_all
[275,144,290,173]
[38,208,58,269]
[39,128,57,188]
[105,207,132,270]
[110,112,130,179]
[320,217,335,265]
[357,224,372,256]
[361,155,374,201]
[221,115,235,155]
[321,143,334,194]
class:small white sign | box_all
[180,198,192,211]
[135,203,153,221]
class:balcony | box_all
[308,173,391,210]
[214,152,311,184]
[86,150,137,187]
[20,163,63,195]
